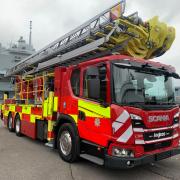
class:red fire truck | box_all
[1,1,180,168]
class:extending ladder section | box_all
[7,1,127,76]
[6,0,175,76]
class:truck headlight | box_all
[130,114,144,128]
[112,147,134,158]
[130,114,142,120]
[173,112,179,124]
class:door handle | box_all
[78,110,86,121]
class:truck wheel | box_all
[8,113,14,132]
[57,123,80,163]
[15,114,22,136]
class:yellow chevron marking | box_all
[78,99,110,118]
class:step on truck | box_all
[1,0,180,168]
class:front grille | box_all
[144,129,173,141]
[144,140,171,152]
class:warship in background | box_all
[0,21,35,102]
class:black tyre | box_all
[8,112,14,132]
[57,123,80,163]
[15,114,22,136]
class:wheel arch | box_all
[14,112,20,119]
[53,114,79,148]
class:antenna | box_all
[29,21,32,47]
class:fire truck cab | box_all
[54,55,180,168]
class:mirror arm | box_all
[100,101,109,108]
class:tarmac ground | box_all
[1,120,180,180]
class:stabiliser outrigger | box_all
[1,0,180,169]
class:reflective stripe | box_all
[48,121,54,131]
[135,140,145,144]
[4,110,9,117]
[140,134,179,144]
[30,115,42,123]
[22,106,31,114]
[112,110,130,134]
[53,96,58,112]
[135,134,179,144]
[78,107,102,118]
[173,133,179,139]
[133,128,144,132]
[173,124,179,128]
[78,99,110,118]
[48,91,54,115]
[117,125,133,143]
[18,113,22,120]
[115,110,129,123]
[47,122,55,145]
[9,105,16,112]
[134,123,179,133]
[43,99,48,117]
[112,121,123,133]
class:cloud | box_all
[0,0,179,85]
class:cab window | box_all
[83,65,107,102]
[70,69,80,96]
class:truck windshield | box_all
[112,64,175,105]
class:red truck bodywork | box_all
[1,55,180,168]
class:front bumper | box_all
[104,147,180,169]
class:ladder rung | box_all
[105,25,114,31]
[98,47,107,51]
[104,43,115,48]
[95,32,106,37]
[86,38,94,43]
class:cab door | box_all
[77,64,112,147]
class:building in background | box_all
[0,21,35,102]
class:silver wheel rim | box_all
[16,119,20,133]
[9,116,13,129]
[59,131,72,156]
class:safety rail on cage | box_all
[14,73,54,104]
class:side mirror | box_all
[87,79,100,100]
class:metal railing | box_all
[6,1,126,76]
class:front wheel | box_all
[15,114,22,137]
[57,123,80,163]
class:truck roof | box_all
[77,55,176,73]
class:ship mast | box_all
[29,21,32,47]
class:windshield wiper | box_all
[120,102,145,106]
[158,102,176,105]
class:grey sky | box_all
[0,0,179,84]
